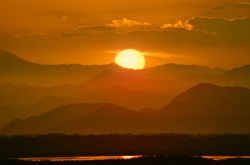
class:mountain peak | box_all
[225,65,250,75]
[0,49,32,66]
[144,63,226,79]
[189,82,221,91]
[169,83,250,106]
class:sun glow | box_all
[115,49,145,70]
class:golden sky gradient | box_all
[0,0,250,68]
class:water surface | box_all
[16,155,250,161]
[200,156,250,161]
[17,155,142,161]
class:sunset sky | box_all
[0,0,249,68]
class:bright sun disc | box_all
[115,49,145,70]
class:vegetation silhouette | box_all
[0,134,250,158]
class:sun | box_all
[115,49,145,70]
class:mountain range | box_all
[0,49,110,85]
[1,83,250,134]
[0,49,250,133]
[1,49,250,88]
[0,49,229,86]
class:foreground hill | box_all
[2,83,250,134]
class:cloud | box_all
[234,2,250,8]
[62,25,114,36]
[1,15,249,68]
[11,32,48,38]
[28,32,48,37]
[10,16,250,50]
[161,20,193,31]
[201,2,250,18]
[211,2,250,10]
[60,16,69,22]
[158,16,250,46]
[61,18,152,36]
[188,17,250,45]
[8,16,250,47]
[106,18,151,28]
[11,33,22,38]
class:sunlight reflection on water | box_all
[200,156,250,161]
[17,155,143,162]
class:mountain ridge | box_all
[0,49,112,85]
[0,49,230,86]
[2,83,250,134]
[168,82,250,106]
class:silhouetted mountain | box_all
[2,83,250,134]
[0,83,84,126]
[0,82,81,106]
[0,49,111,85]
[160,83,250,133]
[80,64,227,110]
[169,82,250,105]
[143,63,225,81]
[83,68,168,92]
[1,49,250,132]
[0,49,34,66]
[0,103,140,134]
[221,65,250,88]
[0,80,171,128]
[80,86,170,109]
[0,49,228,86]
[0,81,169,110]
[0,96,79,126]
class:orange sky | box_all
[0,0,250,68]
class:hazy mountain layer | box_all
[1,50,250,129]
[0,49,110,85]
[2,83,250,134]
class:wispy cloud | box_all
[143,51,203,65]
[60,16,69,22]
[106,18,151,28]
[211,2,250,10]
[201,2,250,18]
[161,20,193,31]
